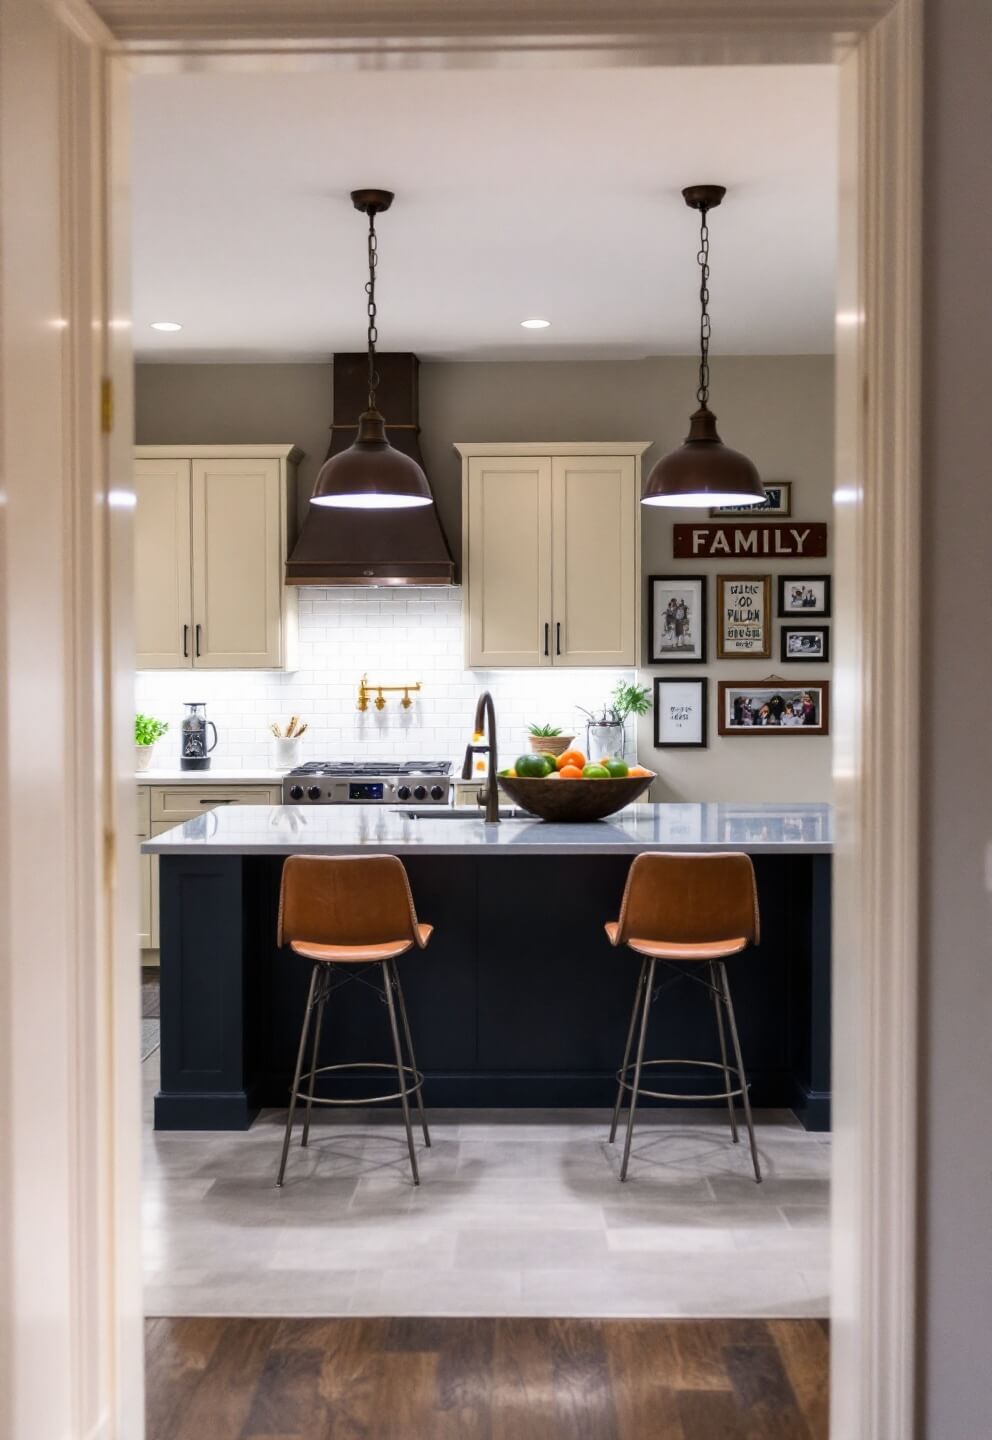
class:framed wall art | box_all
[648,575,707,663]
[710,481,792,518]
[780,624,830,662]
[716,575,772,659]
[778,574,831,617]
[653,677,708,748]
[717,679,830,736]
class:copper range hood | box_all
[285,352,456,587]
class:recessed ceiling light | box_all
[520,318,551,330]
[150,321,183,332]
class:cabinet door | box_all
[134,458,193,668]
[138,851,154,950]
[191,457,283,668]
[466,456,552,667]
[551,455,638,666]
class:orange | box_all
[559,764,583,779]
[556,748,586,771]
[627,765,652,777]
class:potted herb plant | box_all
[135,712,168,772]
[579,681,652,764]
[527,722,574,757]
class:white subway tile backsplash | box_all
[135,588,633,769]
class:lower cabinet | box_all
[138,783,281,954]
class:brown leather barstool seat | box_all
[276,854,432,1187]
[605,851,762,1183]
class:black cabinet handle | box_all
[182,623,189,658]
[556,622,561,655]
[200,798,234,805]
[544,622,549,657]
[195,624,202,658]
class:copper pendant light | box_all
[642,185,766,509]
[311,190,433,510]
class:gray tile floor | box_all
[142,1054,830,1319]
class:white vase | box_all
[135,743,155,773]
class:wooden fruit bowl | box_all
[497,772,655,822]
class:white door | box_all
[466,455,552,667]
[551,455,638,666]
[191,457,283,668]
[134,458,193,668]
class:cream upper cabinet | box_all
[458,443,646,669]
[551,454,638,667]
[134,457,193,668]
[465,455,553,667]
[134,445,300,671]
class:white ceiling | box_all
[131,65,838,362]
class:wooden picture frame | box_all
[780,624,831,663]
[647,575,707,664]
[716,575,772,659]
[717,679,830,736]
[653,677,708,748]
[710,480,792,518]
[777,574,832,617]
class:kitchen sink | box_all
[393,807,532,821]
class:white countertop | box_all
[142,801,832,856]
[135,768,289,785]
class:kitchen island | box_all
[144,802,831,1132]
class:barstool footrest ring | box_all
[290,1059,424,1108]
[615,1056,749,1104]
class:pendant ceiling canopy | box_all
[642,185,766,510]
[311,190,433,510]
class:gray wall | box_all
[919,1,992,1434]
[135,355,835,801]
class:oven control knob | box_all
[307,785,322,801]
[288,784,304,801]
[430,785,444,801]
[413,785,427,801]
[396,785,411,801]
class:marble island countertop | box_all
[142,801,832,856]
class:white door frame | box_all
[1,3,921,1437]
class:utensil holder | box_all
[273,736,302,769]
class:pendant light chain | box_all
[365,208,379,410]
[696,205,712,410]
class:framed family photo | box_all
[710,480,792,518]
[716,575,771,659]
[778,574,831,617]
[780,624,830,662]
[717,680,830,736]
[648,575,707,663]
[653,677,708,748]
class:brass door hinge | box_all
[101,377,114,434]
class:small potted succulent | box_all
[135,712,168,772]
[526,721,575,758]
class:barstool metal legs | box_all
[609,958,648,1144]
[620,958,656,1182]
[382,961,420,1185]
[710,962,739,1144]
[717,961,762,1183]
[390,959,431,1149]
[301,970,329,1149]
[277,964,319,1187]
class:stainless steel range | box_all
[282,760,452,806]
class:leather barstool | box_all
[605,851,762,1183]
[275,854,432,1187]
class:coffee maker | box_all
[180,701,218,771]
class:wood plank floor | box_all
[146,1316,828,1439]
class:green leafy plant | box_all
[135,713,169,746]
[579,681,652,727]
[527,722,563,737]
